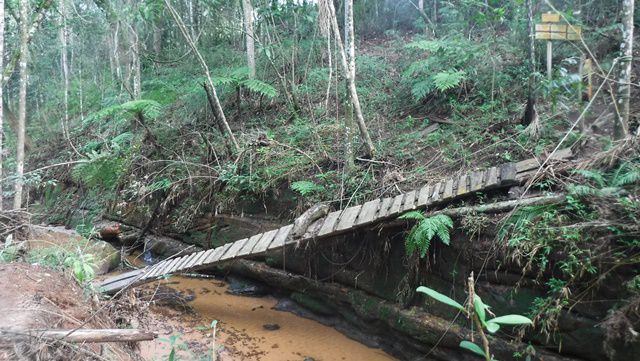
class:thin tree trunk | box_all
[131,24,141,99]
[15,0,29,210]
[1,0,54,87]
[325,0,376,158]
[59,0,70,135]
[242,0,256,79]
[165,0,240,153]
[0,0,4,210]
[616,0,634,139]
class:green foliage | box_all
[212,67,278,98]
[24,244,97,284]
[417,285,532,360]
[72,151,126,190]
[83,99,162,128]
[399,212,453,257]
[433,70,466,92]
[291,180,325,197]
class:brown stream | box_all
[129,263,396,361]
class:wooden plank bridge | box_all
[97,150,572,294]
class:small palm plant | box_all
[417,273,533,361]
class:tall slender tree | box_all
[15,0,29,209]
[321,0,376,158]
[242,0,256,79]
[164,0,240,153]
[616,0,634,138]
[0,0,4,210]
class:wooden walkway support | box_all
[97,151,572,294]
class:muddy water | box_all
[136,274,396,361]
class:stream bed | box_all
[124,258,396,361]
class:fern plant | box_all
[83,99,162,128]
[72,150,126,190]
[291,180,325,197]
[398,212,453,257]
[212,67,278,98]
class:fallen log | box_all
[3,329,156,343]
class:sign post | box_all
[535,12,582,81]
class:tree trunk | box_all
[522,0,538,131]
[324,0,376,158]
[1,0,54,87]
[0,0,4,211]
[242,0,256,79]
[14,0,29,210]
[59,0,70,135]
[131,24,141,99]
[165,0,239,153]
[616,0,634,139]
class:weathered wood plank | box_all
[470,170,485,191]
[178,253,201,272]
[145,259,173,279]
[416,185,431,207]
[182,250,210,271]
[442,179,454,199]
[387,194,405,216]
[252,229,278,254]
[158,257,182,276]
[28,329,157,343]
[457,174,469,196]
[167,256,192,274]
[268,224,294,249]
[431,182,442,202]
[355,199,381,226]
[376,197,395,218]
[100,270,141,286]
[401,191,417,212]
[317,211,341,236]
[485,166,499,188]
[336,205,363,231]
[220,238,248,261]
[203,243,232,264]
[500,163,517,184]
[238,233,263,257]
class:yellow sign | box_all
[541,13,560,23]
[535,23,582,40]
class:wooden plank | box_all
[470,170,485,191]
[376,197,395,218]
[500,163,517,184]
[268,224,294,249]
[485,167,499,188]
[302,218,325,238]
[237,233,263,257]
[158,257,182,276]
[252,229,279,254]
[442,179,454,199]
[177,253,201,272]
[401,191,417,212]
[457,174,469,196]
[220,238,248,261]
[387,194,405,216]
[203,243,232,264]
[143,261,167,279]
[29,329,157,343]
[335,205,363,231]
[317,211,341,236]
[355,199,381,226]
[182,250,209,271]
[195,248,216,266]
[416,185,432,207]
[166,256,190,275]
[431,182,442,202]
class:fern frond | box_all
[568,184,602,197]
[398,211,427,221]
[411,79,435,101]
[612,163,640,187]
[241,79,279,98]
[573,169,606,188]
[291,180,324,196]
[433,70,466,92]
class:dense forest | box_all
[0,0,638,360]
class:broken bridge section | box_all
[97,149,572,294]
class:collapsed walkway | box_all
[97,149,572,294]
